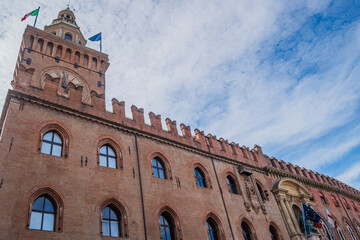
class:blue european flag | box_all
[302,204,321,222]
[89,32,101,41]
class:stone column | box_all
[284,198,302,233]
[279,196,297,234]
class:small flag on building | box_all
[302,203,322,228]
[88,32,102,52]
[21,8,39,21]
[21,7,40,28]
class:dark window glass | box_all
[99,145,116,168]
[29,195,55,231]
[256,183,266,202]
[102,205,120,237]
[226,176,238,194]
[241,222,252,240]
[206,218,218,240]
[41,131,62,157]
[160,212,174,240]
[194,168,206,187]
[269,225,279,240]
[152,158,166,179]
[64,33,72,41]
[319,193,327,205]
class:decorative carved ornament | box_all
[40,68,91,104]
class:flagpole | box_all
[307,220,312,240]
[33,6,40,28]
[301,203,308,240]
[100,32,102,52]
[324,206,333,240]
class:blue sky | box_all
[0,0,359,189]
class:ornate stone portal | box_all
[272,178,325,240]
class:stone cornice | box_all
[265,166,360,202]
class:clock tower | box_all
[12,7,109,106]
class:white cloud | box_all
[1,0,360,188]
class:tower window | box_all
[194,168,206,188]
[160,212,174,240]
[206,218,219,240]
[64,33,72,41]
[226,175,238,194]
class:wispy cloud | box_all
[1,0,360,188]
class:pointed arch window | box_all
[256,182,266,202]
[241,221,253,240]
[319,192,327,205]
[152,157,166,179]
[226,175,238,194]
[269,225,280,240]
[206,218,219,240]
[41,131,62,157]
[331,195,339,207]
[160,212,174,240]
[99,144,116,168]
[64,33,72,41]
[102,204,120,237]
[29,195,56,231]
[195,168,206,188]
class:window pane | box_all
[160,215,165,225]
[108,157,116,169]
[199,179,205,187]
[44,198,54,212]
[159,169,165,179]
[41,142,51,154]
[161,226,166,240]
[110,209,117,220]
[110,221,119,237]
[43,132,53,141]
[52,133,62,144]
[100,146,107,155]
[42,213,55,231]
[100,156,107,167]
[102,207,109,219]
[32,197,44,211]
[166,227,171,240]
[102,220,110,236]
[107,147,116,157]
[29,212,42,230]
[52,145,62,157]
[152,159,157,167]
[153,168,159,178]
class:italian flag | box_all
[21,9,39,21]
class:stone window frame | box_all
[240,217,258,240]
[204,212,225,240]
[99,198,128,238]
[26,187,64,232]
[331,195,340,207]
[268,222,284,240]
[224,172,240,195]
[193,163,212,189]
[255,179,268,202]
[97,138,123,169]
[148,151,173,180]
[157,206,182,240]
[38,124,70,158]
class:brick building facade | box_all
[0,8,359,240]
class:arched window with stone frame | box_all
[319,192,327,205]
[346,223,358,240]
[96,138,123,169]
[27,187,64,232]
[205,213,224,240]
[193,163,212,189]
[157,206,182,240]
[269,222,283,240]
[240,218,258,240]
[331,195,340,207]
[99,198,128,238]
[255,180,267,202]
[38,123,70,157]
[149,152,173,180]
[225,172,240,195]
